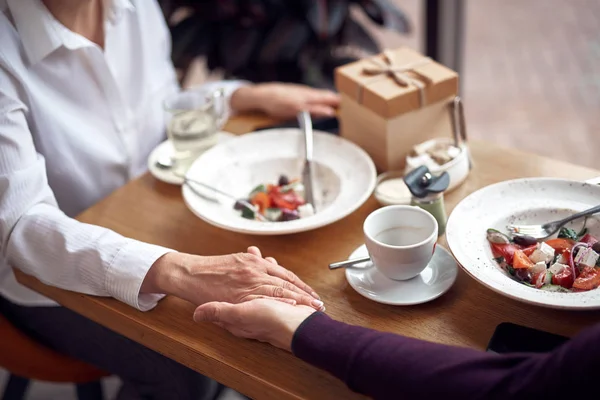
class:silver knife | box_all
[298,111,316,210]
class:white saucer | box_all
[345,244,458,305]
[148,131,234,185]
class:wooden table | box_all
[15,115,600,400]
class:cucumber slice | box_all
[264,208,283,222]
[249,184,267,198]
[241,207,256,220]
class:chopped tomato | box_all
[513,250,534,269]
[251,192,271,213]
[545,238,575,255]
[573,266,600,291]
[552,265,575,289]
[269,190,304,211]
[271,196,296,211]
[491,243,518,264]
[267,184,278,193]
[580,234,599,246]
[522,245,537,257]
[278,192,305,207]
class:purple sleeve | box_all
[292,312,600,399]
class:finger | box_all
[307,90,340,106]
[243,295,296,305]
[261,285,324,310]
[266,263,320,299]
[307,104,336,118]
[193,302,233,323]
[246,246,262,258]
[265,256,278,265]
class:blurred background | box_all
[165,0,600,169]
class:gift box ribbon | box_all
[359,50,433,107]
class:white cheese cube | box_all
[531,262,547,275]
[297,203,315,219]
[529,242,555,264]
[574,248,599,267]
[292,182,305,197]
[549,262,568,275]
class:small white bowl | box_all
[405,138,470,193]
[374,171,413,206]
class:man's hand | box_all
[193,298,316,351]
[230,83,340,119]
[141,246,324,310]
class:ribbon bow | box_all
[361,50,433,107]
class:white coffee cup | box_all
[364,205,438,280]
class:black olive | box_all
[515,268,532,283]
[278,175,290,186]
[592,242,600,253]
[513,235,537,247]
[281,209,299,221]
[233,199,250,211]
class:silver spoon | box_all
[156,155,175,170]
[155,156,266,221]
[329,256,371,270]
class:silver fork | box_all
[507,204,600,240]
[175,173,267,222]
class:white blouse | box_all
[0,0,242,310]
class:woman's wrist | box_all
[269,308,317,351]
[141,251,189,297]
[229,84,263,114]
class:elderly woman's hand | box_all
[230,83,340,119]
[193,298,316,351]
[142,246,324,310]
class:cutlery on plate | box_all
[155,155,175,170]
[155,157,266,221]
[329,256,371,270]
[182,176,267,222]
[297,111,316,211]
[507,204,600,240]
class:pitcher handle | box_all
[448,96,472,169]
[448,96,468,146]
[212,88,229,129]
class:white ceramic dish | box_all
[182,128,377,235]
[148,131,234,185]
[373,171,413,206]
[405,138,470,192]
[586,176,600,185]
[345,244,458,305]
[447,178,600,310]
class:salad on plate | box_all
[487,226,600,292]
[234,175,315,222]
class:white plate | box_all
[345,244,458,305]
[447,178,600,310]
[182,128,377,235]
[587,176,600,185]
[148,131,234,185]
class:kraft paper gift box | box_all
[335,47,459,171]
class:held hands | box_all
[230,83,340,119]
[142,246,324,310]
[194,298,316,351]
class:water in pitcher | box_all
[167,109,219,160]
